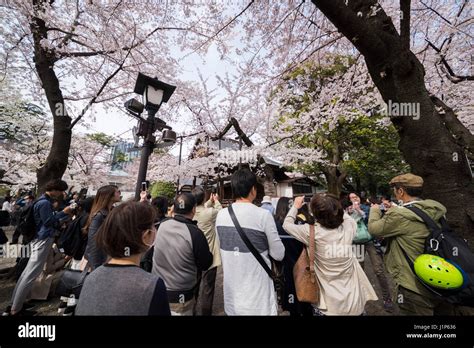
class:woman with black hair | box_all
[139,196,169,273]
[276,197,313,316]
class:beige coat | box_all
[283,207,378,315]
[194,199,222,269]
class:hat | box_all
[261,196,272,204]
[389,173,423,188]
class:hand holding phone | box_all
[294,196,305,210]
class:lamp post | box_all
[175,135,183,195]
[125,73,176,200]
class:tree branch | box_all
[58,0,82,48]
[400,0,411,50]
[208,117,254,147]
[59,26,204,59]
[0,33,29,82]
[181,1,255,59]
[266,134,298,147]
[70,49,132,129]
[272,34,343,80]
[419,0,451,25]
[425,39,474,83]
[430,95,474,154]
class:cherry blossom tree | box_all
[65,133,112,191]
[0,101,49,190]
[180,0,473,237]
[303,0,473,239]
[0,94,113,191]
[269,55,391,196]
[0,0,221,191]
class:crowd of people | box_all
[0,169,462,316]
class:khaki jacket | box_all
[368,199,447,297]
[194,199,222,269]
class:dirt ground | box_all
[0,226,398,316]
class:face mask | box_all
[143,229,155,249]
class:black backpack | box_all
[0,210,10,227]
[58,213,88,257]
[403,206,474,307]
[15,197,46,244]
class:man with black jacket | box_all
[152,193,213,316]
[3,179,73,316]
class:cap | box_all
[389,173,423,188]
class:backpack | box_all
[0,210,10,227]
[403,205,474,307]
[58,213,88,257]
[15,197,46,244]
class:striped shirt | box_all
[216,202,285,315]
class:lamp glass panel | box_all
[146,86,164,105]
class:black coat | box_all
[275,218,313,316]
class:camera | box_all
[304,196,311,203]
[141,182,148,192]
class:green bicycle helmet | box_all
[413,254,464,290]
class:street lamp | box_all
[125,73,177,200]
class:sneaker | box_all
[58,301,68,314]
[2,307,37,316]
[63,305,76,316]
[2,302,35,316]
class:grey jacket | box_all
[84,210,108,270]
[76,264,170,316]
[152,215,213,293]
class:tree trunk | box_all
[322,140,347,197]
[311,0,474,243]
[323,167,347,197]
[325,172,340,196]
[366,173,377,197]
[262,165,277,197]
[31,0,72,193]
[355,175,361,194]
